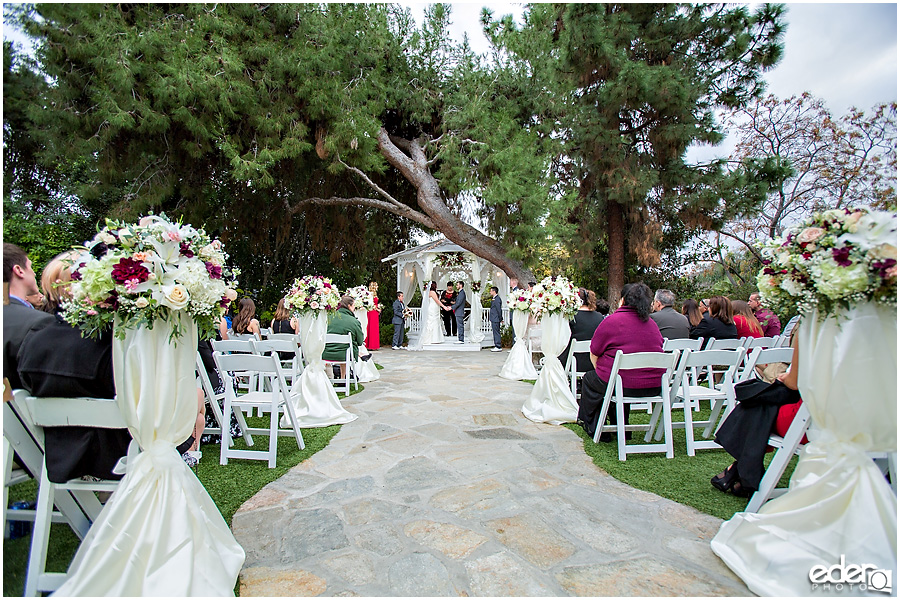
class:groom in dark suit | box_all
[391,291,406,349]
[452,281,466,343]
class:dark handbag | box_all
[734,379,800,408]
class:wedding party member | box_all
[392,291,406,349]
[409,282,448,350]
[509,278,519,343]
[682,298,703,327]
[732,300,764,339]
[270,298,299,335]
[323,295,365,379]
[452,281,466,343]
[232,297,261,337]
[558,287,606,372]
[366,281,382,351]
[3,243,54,390]
[690,295,738,346]
[650,289,690,339]
[748,291,782,337]
[488,286,503,352]
[440,282,457,337]
[577,282,665,441]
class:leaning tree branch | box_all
[289,196,436,229]
[336,156,409,211]
[715,229,765,262]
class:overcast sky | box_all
[412,2,898,161]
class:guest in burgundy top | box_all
[577,282,665,440]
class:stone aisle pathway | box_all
[233,349,749,596]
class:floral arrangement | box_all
[434,252,470,270]
[345,285,376,311]
[509,289,533,312]
[757,207,897,317]
[471,280,482,293]
[284,275,342,314]
[446,270,467,283]
[62,214,238,341]
[528,275,580,319]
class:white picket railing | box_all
[406,307,508,335]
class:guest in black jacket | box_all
[689,295,738,348]
[558,288,605,374]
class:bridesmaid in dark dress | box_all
[270,298,299,335]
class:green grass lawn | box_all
[563,405,796,520]
[3,384,359,596]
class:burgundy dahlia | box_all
[832,246,853,267]
[179,242,194,258]
[111,257,150,285]
[205,261,222,279]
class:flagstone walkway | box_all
[232,350,749,596]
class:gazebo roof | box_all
[380,237,469,263]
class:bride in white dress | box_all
[408,281,449,351]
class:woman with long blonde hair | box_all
[732,300,764,338]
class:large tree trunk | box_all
[607,199,625,304]
[295,129,536,284]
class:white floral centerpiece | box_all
[62,214,238,341]
[284,275,342,315]
[509,288,533,311]
[471,280,483,293]
[757,207,897,318]
[528,275,579,320]
[434,252,471,270]
[346,285,376,311]
[446,270,468,282]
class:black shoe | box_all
[729,480,755,498]
[711,462,739,493]
[598,432,612,443]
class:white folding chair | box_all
[267,332,300,342]
[745,402,812,512]
[196,353,253,447]
[212,338,262,395]
[744,336,778,350]
[323,333,358,396]
[213,352,305,468]
[566,340,592,400]
[593,350,682,461]
[779,315,800,344]
[663,338,702,352]
[661,348,746,456]
[258,328,271,339]
[253,338,304,385]
[738,347,794,383]
[230,332,260,342]
[10,390,136,596]
[707,338,744,350]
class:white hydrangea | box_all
[812,260,871,300]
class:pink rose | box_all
[797,227,826,243]
[310,301,320,309]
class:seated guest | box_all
[748,291,782,337]
[323,295,365,380]
[594,295,610,316]
[650,289,690,339]
[732,300,764,339]
[711,340,803,497]
[682,298,703,328]
[558,288,605,375]
[577,282,665,441]
[270,298,299,335]
[232,297,261,337]
[690,295,738,347]
[3,243,54,390]
[700,298,710,314]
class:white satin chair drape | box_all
[711,303,897,596]
[522,312,578,424]
[465,282,486,344]
[55,313,244,596]
[281,312,356,428]
[354,310,380,383]
[499,309,537,380]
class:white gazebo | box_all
[381,238,511,348]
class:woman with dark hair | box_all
[558,287,605,374]
[576,282,665,441]
[232,297,261,337]
[690,295,738,347]
[732,300,763,339]
[682,298,703,327]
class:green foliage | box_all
[500,324,514,348]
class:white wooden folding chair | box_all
[212,338,262,396]
[593,350,682,461]
[213,352,305,468]
[659,347,747,456]
[707,338,744,350]
[663,338,702,352]
[253,338,304,385]
[565,340,592,400]
[744,336,778,350]
[323,333,358,396]
[267,332,300,342]
[196,353,253,447]
[9,390,136,596]
[258,328,271,339]
[745,402,812,512]
[230,332,260,342]
[779,315,800,344]
[737,347,794,383]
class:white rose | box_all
[160,284,190,310]
[98,231,117,245]
[779,277,805,296]
[869,243,897,261]
[134,297,149,309]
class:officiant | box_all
[440,282,457,337]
